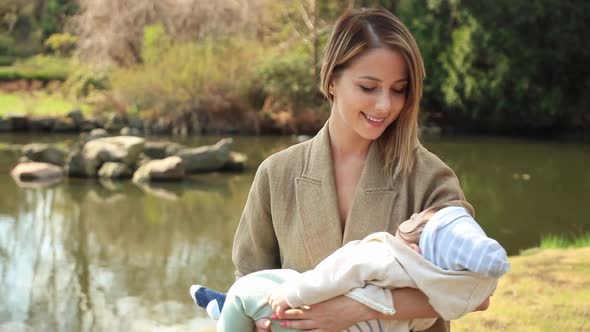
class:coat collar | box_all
[295,120,397,266]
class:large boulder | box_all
[120,126,142,136]
[83,136,145,170]
[21,144,67,166]
[65,136,144,178]
[175,138,232,173]
[98,162,132,179]
[87,128,109,142]
[143,141,185,159]
[220,151,247,172]
[65,148,93,177]
[132,156,184,183]
[11,162,63,182]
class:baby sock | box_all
[189,284,227,320]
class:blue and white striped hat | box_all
[419,206,510,278]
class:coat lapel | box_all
[295,123,343,266]
[342,142,397,243]
[295,122,397,266]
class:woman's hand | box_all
[272,295,374,332]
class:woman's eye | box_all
[392,88,406,94]
[360,85,375,92]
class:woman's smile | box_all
[361,112,387,127]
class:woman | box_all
[233,7,488,332]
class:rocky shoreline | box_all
[0,110,180,135]
[8,129,247,188]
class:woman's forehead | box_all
[344,48,408,82]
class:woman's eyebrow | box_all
[358,75,409,83]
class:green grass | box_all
[0,56,71,82]
[540,232,590,249]
[0,92,90,117]
[0,66,68,82]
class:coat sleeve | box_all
[232,160,280,279]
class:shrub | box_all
[255,46,321,108]
[45,33,77,56]
[0,56,71,82]
[110,25,263,117]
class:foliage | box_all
[66,0,270,66]
[110,24,263,115]
[395,0,590,132]
[540,233,590,249]
[256,46,321,108]
[0,0,77,58]
[44,33,77,56]
[1,0,589,133]
[0,55,70,82]
[61,65,109,97]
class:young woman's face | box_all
[330,47,408,141]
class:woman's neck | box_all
[328,116,372,160]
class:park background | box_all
[0,0,588,331]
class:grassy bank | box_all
[454,245,590,331]
[0,92,90,117]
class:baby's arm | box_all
[270,234,399,310]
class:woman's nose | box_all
[375,92,392,113]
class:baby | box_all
[190,206,510,332]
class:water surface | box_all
[0,133,588,331]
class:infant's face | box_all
[397,236,421,255]
[395,208,438,255]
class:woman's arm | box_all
[267,289,489,332]
[232,160,280,278]
[273,289,436,332]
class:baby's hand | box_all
[267,293,292,318]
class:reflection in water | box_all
[0,134,588,331]
[0,176,242,331]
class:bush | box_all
[0,34,15,55]
[0,56,71,82]
[0,56,14,66]
[256,47,321,108]
[110,25,263,116]
[61,66,110,97]
[45,33,77,56]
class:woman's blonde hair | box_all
[319,7,425,181]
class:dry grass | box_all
[453,247,590,331]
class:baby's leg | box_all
[217,269,300,332]
[189,285,226,319]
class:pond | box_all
[0,133,588,331]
